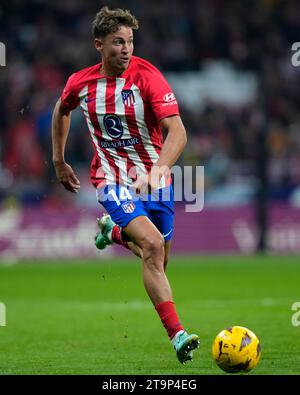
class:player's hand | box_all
[53,161,81,193]
[132,165,171,194]
[131,174,149,194]
[148,165,171,191]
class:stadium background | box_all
[1,0,300,375]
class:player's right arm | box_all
[51,98,80,193]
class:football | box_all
[212,326,261,373]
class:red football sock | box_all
[155,301,184,340]
[111,225,129,249]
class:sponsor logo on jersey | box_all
[100,137,140,149]
[163,92,176,102]
[103,114,124,139]
[121,90,135,107]
[162,92,177,107]
[121,201,136,213]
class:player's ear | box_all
[94,38,103,53]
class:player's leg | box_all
[123,215,171,304]
[162,236,200,363]
[96,213,170,270]
[95,213,173,270]
[95,213,143,258]
[140,187,200,362]
[123,216,199,364]
[127,240,143,258]
[95,184,199,363]
[128,239,171,271]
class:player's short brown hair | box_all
[92,6,139,39]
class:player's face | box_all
[95,26,134,76]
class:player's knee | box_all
[140,234,164,257]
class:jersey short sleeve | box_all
[60,73,80,111]
[144,68,179,121]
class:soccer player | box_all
[52,6,199,364]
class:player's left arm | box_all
[133,115,186,192]
[149,115,187,188]
[157,115,187,168]
[132,65,186,193]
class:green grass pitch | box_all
[0,255,299,375]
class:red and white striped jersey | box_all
[61,56,179,188]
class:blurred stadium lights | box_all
[167,61,258,110]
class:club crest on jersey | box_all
[103,114,124,139]
[121,90,135,107]
[121,201,136,213]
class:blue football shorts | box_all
[96,184,174,241]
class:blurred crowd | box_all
[1,0,300,208]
